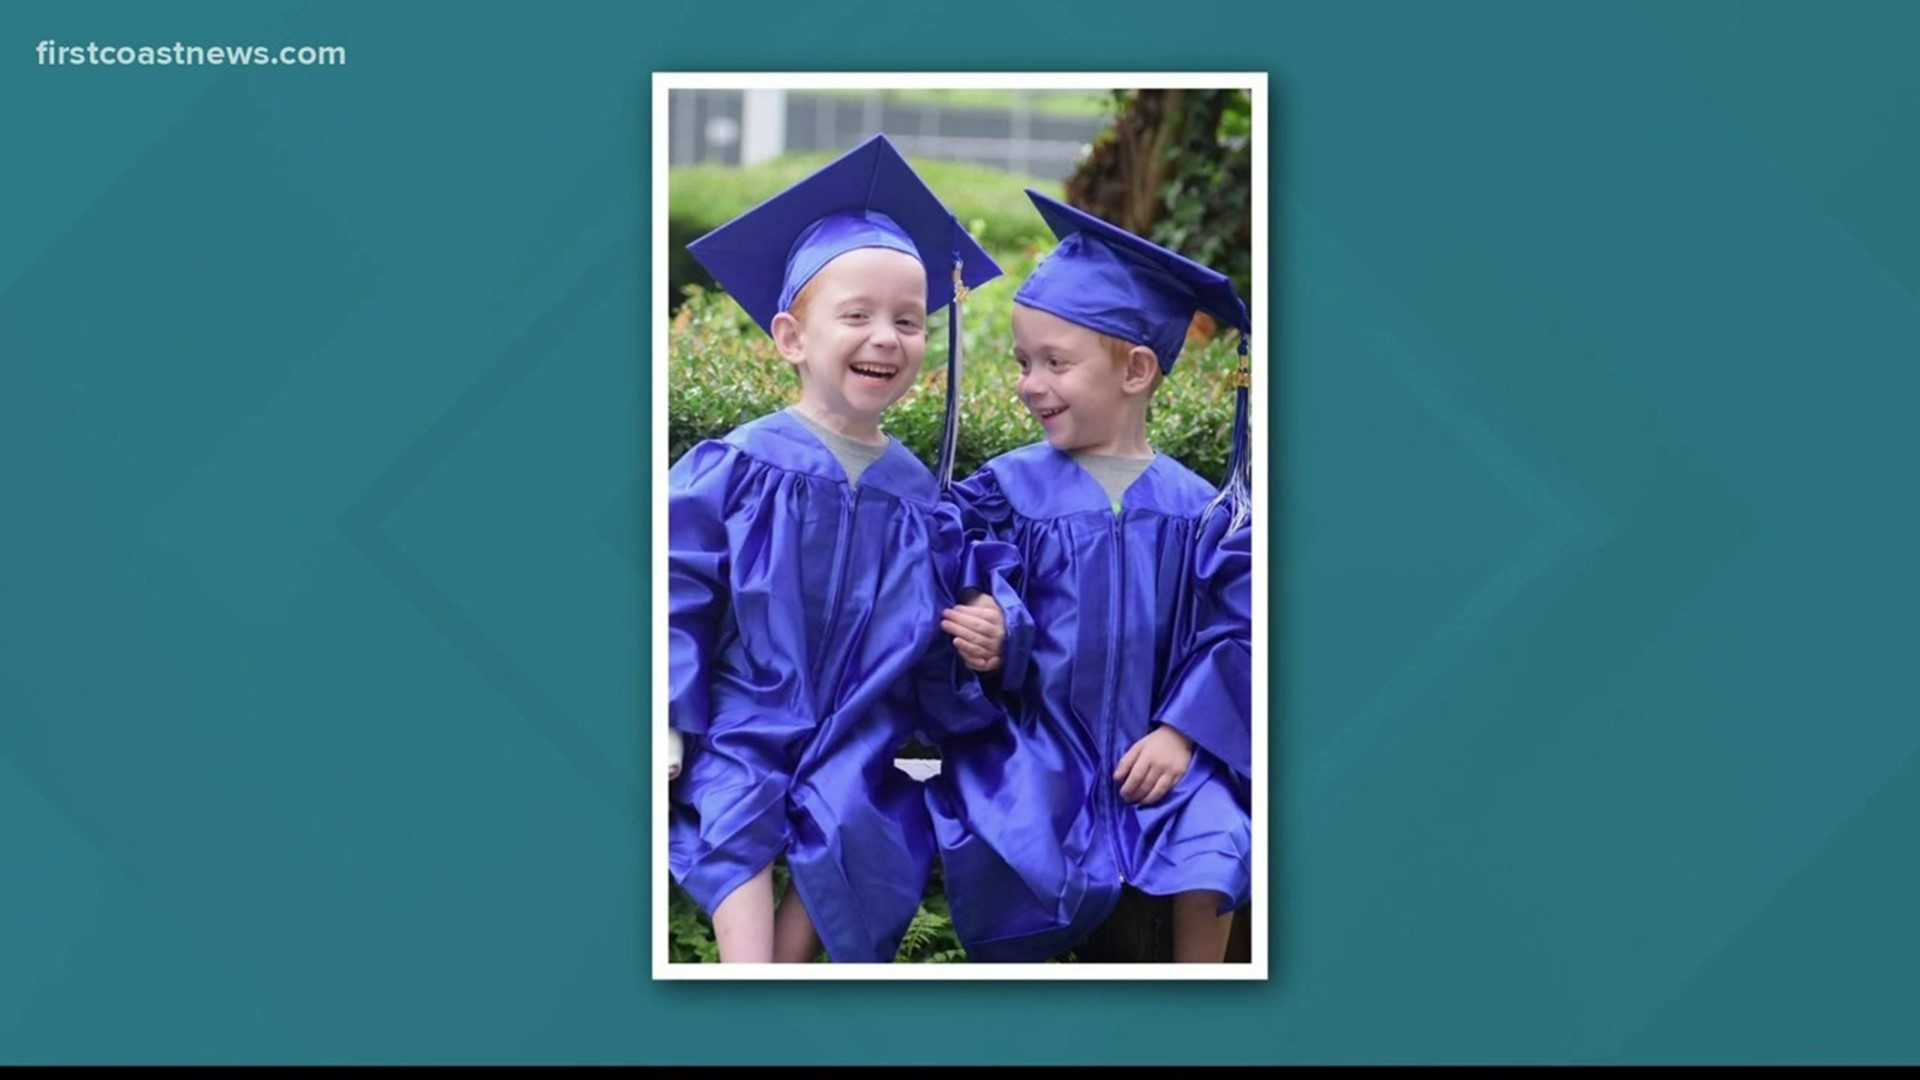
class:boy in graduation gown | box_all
[666,134,1017,963]
[925,190,1255,963]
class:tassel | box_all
[937,247,967,490]
[1204,331,1253,531]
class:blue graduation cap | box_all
[1014,189,1254,521]
[686,134,1003,487]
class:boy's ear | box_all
[1123,345,1159,395]
[770,312,805,366]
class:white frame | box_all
[651,71,1269,981]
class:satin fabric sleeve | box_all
[910,635,1005,740]
[947,467,1035,691]
[909,494,1013,741]
[665,439,740,738]
[1155,510,1253,783]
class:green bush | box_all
[1149,90,1253,310]
[667,153,1066,313]
[667,245,1245,485]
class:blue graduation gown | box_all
[924,442,1254,962]
[665,410,1006,963]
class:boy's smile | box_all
[1011,303,1153,459]
[848,359,903,384]
[772,247,928,440]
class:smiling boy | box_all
[666,135,1013,964]
[924,190,1254,964]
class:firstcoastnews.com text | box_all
[36,40,347,67]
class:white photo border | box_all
[651,70,1269,981]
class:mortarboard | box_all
[1014,189,1255,523]
[685,134,1003,487]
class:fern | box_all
[892,885,969,963]
[897,909,941,957]
[668,881,721,963]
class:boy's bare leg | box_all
[772,880,822,963]
[710,864,775,963]
[1172,890,1234,963]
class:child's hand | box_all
[941,589,1006,673]
[667,729,684,781]
[1114,725,1194,805]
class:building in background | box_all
[667,89,1109,180]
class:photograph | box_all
[650,73,1267,978]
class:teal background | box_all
[4,0,1917,1065]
